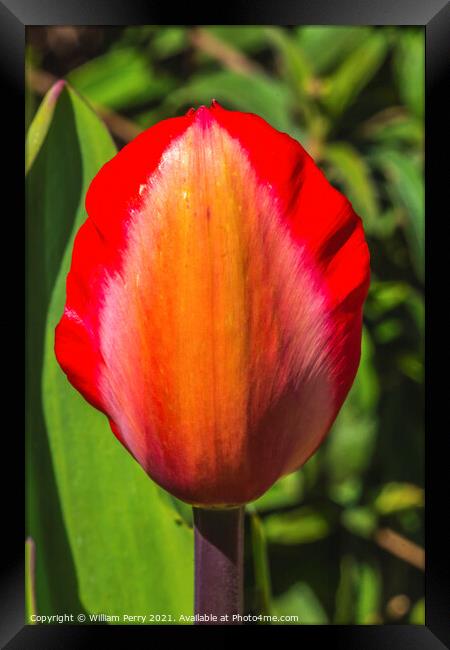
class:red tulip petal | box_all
[55,105,369,506]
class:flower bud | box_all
[55,102,370,506]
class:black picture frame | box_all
[5,1,449,646]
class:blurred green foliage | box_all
[26,25,424,625]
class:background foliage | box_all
[25,25,424,625]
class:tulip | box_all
[55,101,370,622]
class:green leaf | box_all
[295,26,372,74]
[40,87,193,620]
[274,583,328,624]
[165,70,294,134]
[374,318,404,344]
[68,47,174,111]
[323,32,388,117]
[366,281,412,318]
[324,329,379,484]
[26,82,117,616]
[323,142,379,228]
[355,562,382,624]
[207,26,268,53]
[265,27,313,99]
[151,27,187,59]
[341,507,378,539]
[373,482,424,515]
[25,80,66,174]
[264,506,332,545]
[361,112,423,147]
[253,471,303,513]
[371,149,424,281]
[248,508,272,617]
[25,46,40,132]
[329,477,362,507]
[394,30,424,119]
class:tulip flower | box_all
[55,101,369,622]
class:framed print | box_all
[2,0,448,646]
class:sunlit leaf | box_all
[165,70,295,134]
[68,47,174,111]
[374,482,424,515]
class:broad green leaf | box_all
[264,506,332,545]
[41,87,193,620]
[295,26,371,74]
[26,83,117,616]
[373,482,424,514]
[165,70,294,134]
[371,149,424,281]
[323,32,388,117]
[274,583,328,624]
[248,508,272,616]
[394,30,424,119]
[68,47,174,111]
[323,142,379,228]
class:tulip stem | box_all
[193,506,244,625]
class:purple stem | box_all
[193,506,244,625]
